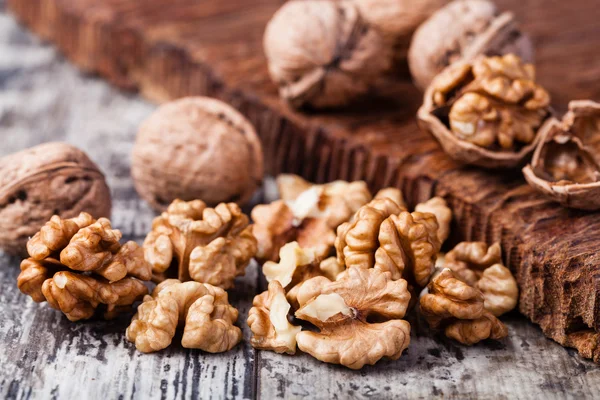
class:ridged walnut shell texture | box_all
[408,0,534,91]
[263,0,392,109]
[131,97,264,211]
[523,101,600,210]
[0,142,111,255]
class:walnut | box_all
[143,199,256,289]
[263,0,392,109]
[418,54,552,168]
[17,213,151,321]
[126,279,242,353]
[336,198,441,287]
[373,187,406,209]
[295,266,411,369]
[420,268,508,345]
[523,100,600,210]
[408,0,534,90]
[131,97,263,211]
[0,142,111,255]
[442,241,518,316]
[415,197,452,244]
[248,281,302,354]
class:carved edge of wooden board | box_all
[7,0,600,362]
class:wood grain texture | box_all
[1,9,600,399]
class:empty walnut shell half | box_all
[263,0,392,109]
[0,142,112,255]
[132,97,263,211]
[417,54,553,168]
[523,101,600,210]
[408,0,534,91]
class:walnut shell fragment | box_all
[336,198,441,287]
[17,213,151,321]
[295,266,411,369]
[418,54,552,168]
[143,199,257,289]
[248,281,302,354]
[126,279,242,353]
[408,0,534,90]
[132,97,263,211]
[523,100,600,210]
[442,241,518,316]
[0,142,112,255]
[420,268,508,345]
[263,0,392,109]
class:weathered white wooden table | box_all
[0,4,598,399]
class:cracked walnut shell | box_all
[17,213,151,321]
[408,0,534,90]
[143,199,256,289]
[132,97,263,211]
[0,142,111,255]
[295,266,411,369]
[336,198,441,287]
[263,0,392,109]
[248,280,302,354]
[420,268,507,345]
[126,279,242,353]
[418,54,552,168]
[523,100,600,210]
[442,242,518,316]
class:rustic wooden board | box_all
[1,6,600,399]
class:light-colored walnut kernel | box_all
[17,214,151,321]
[295,267,411,369]
[336,199,440,287]
[127,279,242,353]
[420,268,508,345]
[443,241,518,316]
[248,281,302,354]
[0,142,111,255]
[143,199,256,289]
[415,197,452,244]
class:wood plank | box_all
[1,9,600,399]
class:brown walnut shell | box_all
[408,0,534,91]
[417,56,552,169]
[523,100,600,210]
[131,97,264,211]
[263,0,392,109]
[0,143,111,255]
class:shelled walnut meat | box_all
[295,266,411,369]
[132,97,263,211]
[0,142,111,255]
[420,268,508,345]
[127,279,242,353]
[17,213,151,321]
[336,197,441,287]
[441,241,518,316]
[263,0,392,109]
[252,175,372,262]
[408,0,534,90]
[143,199,256,289]
[418,54,552,168]
[523,100,600,210]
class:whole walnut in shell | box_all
[418,54,552,168]
[143,199,257,289]
[523,100,600,210]
[295,266,411,369]
[0,142,111,255]
[263,0,392,109]
[17,213,151,321]
[132,97,263,211]
[126,279,242,353]
[408,0,534,90]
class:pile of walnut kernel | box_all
[247,175,518,369]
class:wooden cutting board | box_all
[8,0,600,361]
